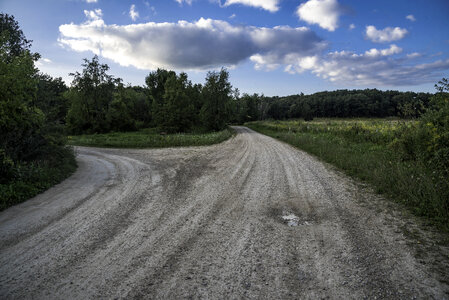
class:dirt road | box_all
[0,126,447,299]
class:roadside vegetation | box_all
[0,13,76,210]
[247,83,449,230]
[68,128,234,148]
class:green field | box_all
[247,119,448,230]
[68,127,235,148]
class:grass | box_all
[0,147,77,211]
[247,119,448,231]
[68,127,235,148]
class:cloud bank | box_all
[296,0,343,31]
[59,10,449,86]
[365,25,408,43]
[59,11,325,70]
[280,45,449,86]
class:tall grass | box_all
[247,119,448,231]
[67,127,234,148]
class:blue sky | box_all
[1,0,448,96]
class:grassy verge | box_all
[0,147,77,211]
[247,120,448,231]
[67,127,235,148]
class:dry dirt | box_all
[0,126,448,299]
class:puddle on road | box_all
[281,212,312,227]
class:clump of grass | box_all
[247,119,448,231]
[67,127,234,148]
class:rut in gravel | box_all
[0,126,447,299]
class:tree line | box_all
[63,56,434,136]
[231,89,432,123]
[65,57,233,134]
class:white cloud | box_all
[349,24,355,30]
[35,57,52,67]
[58,10,449,87]
[296,0,343,31]
[59,13,325,70]
[223,0,280,12]
[229,14,236,19]
[83,8,102,21]
[407,52,421,59]
[280,47,449,86]
[406,14,416,22]
[84,0,98,3]
[175,0,193,5]
[129,4,139,21]
[364,44,402,57]
[365,25,408,43]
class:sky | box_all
[1,0,449,96]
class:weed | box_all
[67,127,235,148]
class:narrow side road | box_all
[0,126,447,299]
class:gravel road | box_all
[0,126,448,299]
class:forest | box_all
[1,13,448,211]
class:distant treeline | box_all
[59,58,434,135]
[232,89,432,123]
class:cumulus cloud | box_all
[365,25,408,43]
[223,0,280,12]
[406,14,416,22]
[129,4,139,21]
[59,13,326,70]
[59,10,449,87]
[279,46,449,86]
[349,24,355,30]
[364,44,402,57]
[296,0,343,31]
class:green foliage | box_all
[124,86,151,128]
[238,89,432,122]
[237,93,259,123]
[159,72,196,133]
[0,13,76,210]
[200,68,232,131]
[0,147,77,211]
[0,14,44,166]
[35,73,69,124]
[146,68,176,127]
[66,55,121,134]
[68,127,234,148]
[0,13,33,62]
[392,79,449,211]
